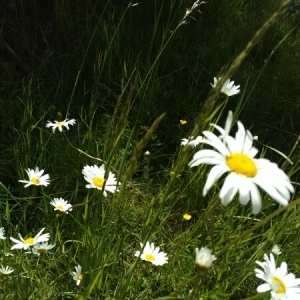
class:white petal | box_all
[249,183,262,214]
[220,173,238,206]
[257,283,271,293]
[202,131,230,156]
[189,149,224,167]
[223,111,233,142]
[203,164,229,196]
[238,176,251,205]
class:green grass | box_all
[0,0,300,299]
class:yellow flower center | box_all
[145,254,155,262]
[56,205,64,211]
[24,238,35,245]
[226,153,257,177]
[273,277,286,294]
[37,248,46,254]
[77,274,83,281]
[30,177,40,184]
[57,121,65,125]
[93,177,105,188]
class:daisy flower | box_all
[29,242,55,256]
[18,167,50,187]
[255,253,300,299]
[0,265,14,275]
[82,165,119,196]
[272,245,282,256]
[135,241,168,266]
[10,228,50,250]
[71,265,83,286]
[211,77,240,97]
[46,118,76,133]
[188,111,294,214]
[195,247,217,269]
[2,251,14,257]
[50,198,72,213]
[181,136,203,147]
[0,227,5,240]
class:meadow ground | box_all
[0,0,300,299]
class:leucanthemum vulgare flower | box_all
[0,265,14,275]
[195,247,217,269]
[82,165,119,196]
[188,111,294,214]
[181,136,203,148]
[10,228,50,250]
[71,265,83,286]
[255,253,300,299]
[0,227,5,240]
[135,241,168,266]
[27,242,55,256]
[1,251,14,257]
[18,167,50,187]
[46,118,76,133]
[211,77,240,97]
[50,198,72,213]
[272,245,282,256]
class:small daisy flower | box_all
[180,120,187,125]
[50,198,72,213]
[135,241,168,266]
[0,265,14,275]
[272,245,281,256]
[82,165,119,197]
[188,111,294,214]
[2,251,14,257]
[10,228,50,250]
[18,167,50,187]
[181,136,203,147]
[195,247,217,269]
[71,265,83,286]
[29,242,55,256]
[183,213,192,220]
[211,77,240,97]
[255,253,300,299]
[46,118,76,133]
[0,227,5,240]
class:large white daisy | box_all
[135,241,168,266]
[211,77,240,97]
[18,167,50,187]
[188,111,294,214]
[255,253,300,299]
[82,165,119,197]
[10,228,50,250]
[46,118,76,133]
